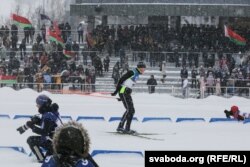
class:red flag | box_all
[48,28,64,47]
[63,50,75,58]
[53,21,61,36]
[224,25,246,46]
[12,14,32,28]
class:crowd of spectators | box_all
[0,21,250,96]
[0,22,109,92]
[179,54,250,97]
[90,24,250,66]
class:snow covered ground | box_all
[0,87,249,166]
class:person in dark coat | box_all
[103,56,110,72]
[191,66,198,88]
[147,75,157,93]
[180,65,188,86]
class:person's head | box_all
[231,105,239,113]
[36,94,52,110]
[137,61,146,74]
[53,121,90,158]
[150,75,154,79]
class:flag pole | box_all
[43,0,45,14]
[39,8,41,30]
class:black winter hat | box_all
[53,121,90,158]
[137,61,146,68]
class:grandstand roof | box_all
[71,0,250,17]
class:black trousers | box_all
[118,90,135,131]
[27,136,53,162]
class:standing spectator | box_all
[29,26,35,44]
[187,46,193,68]
[180,65,188,86]
[11,33,18,49]
[180,45,187,67]
[11,24,18,36]
[40,24,46,43]
[114,39,121,57]
[0,26,5,39]
[72,40,80,61]
[206,72,215,95]
[160,61,167,83]
[173,45,180,67]
[64,22,71,42]
[88,64,96,92]
[112,61,120,85]
[207,49,215,67]
[107,37,113,57]
[24,27,29,43]
[4,25,10,37]
[19,38,26,60]
[119,48,126,65]
[220,56,227,68]
[236,71,245,96]
[103,55,110,72]
[199,65,206,78]
[193,45,199,68]
[82,48,89,65]
[0,43,7,62]
[39,51,49,69]
[199,76,206,99]
[36,34,42,44]
[191,66,198,88]
[147,75,157,93]
[77,23,84,44]
[215,77,221,96]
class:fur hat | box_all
[53,121,90,158]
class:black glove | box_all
[111,92,117,96]
[224,110,231,118]
[26,121,34,128]
[111,89,118,96]
[17,124,29,134]
[31,115,41,124]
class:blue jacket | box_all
[41,155,95,167]
[31,108,60,143]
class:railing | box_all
[0,49,241,64]
[0,82,249,99]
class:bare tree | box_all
[14,0,23,15]
[46,0,66,22]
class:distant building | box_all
[70,0,250,29]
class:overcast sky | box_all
[0,0,14,18]
[0,0,44,17]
